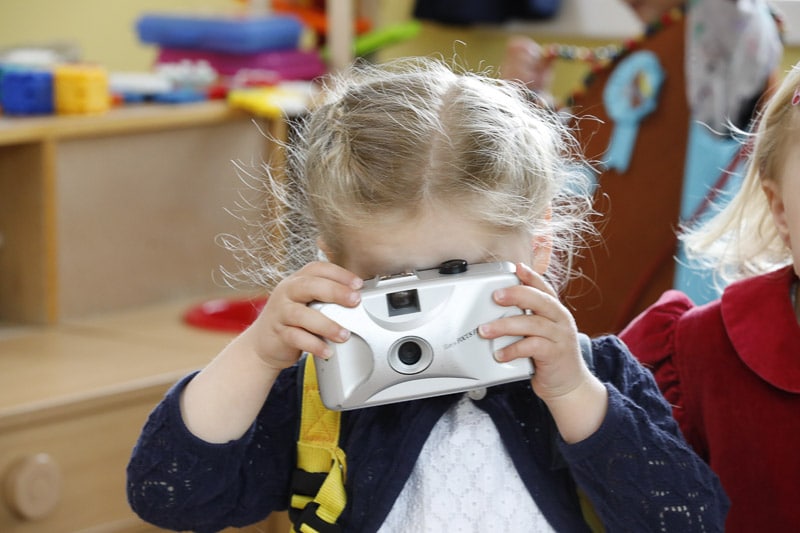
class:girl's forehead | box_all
[337,213,531,278]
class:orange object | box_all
[272,0,371,36]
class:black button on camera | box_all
[438,259,468,275]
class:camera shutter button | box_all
[438,259,468,274]
[467,388,487,401]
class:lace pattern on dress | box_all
[378,394,555,532]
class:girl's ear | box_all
[531,206,553,274]
[531,233,553,274]
[317,238,336,263]
[763,180,791,248]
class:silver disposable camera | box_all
[311,260,533,410]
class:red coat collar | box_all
[721,265,800,392]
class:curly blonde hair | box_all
[680,63,800,285]
[221,57,597,292]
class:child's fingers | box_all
[515,262,557,297]
[285,276,361,309]
[247,261,362,366]
[488,263,568,323]
[246,305,349,369]
[492,284,563,324]
[286,301,351,341]
[479,312,557,342]
[270,302,350,358]
[480,262,578,364]
[494,334,560,363]
[283,263,363,308]
[479,312,574,362]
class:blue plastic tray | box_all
[136,14,303,54]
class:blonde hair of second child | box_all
[681,63,800,286]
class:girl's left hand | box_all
[478,262,608,442]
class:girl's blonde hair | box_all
[680,63,800,285]
[222,57,596,291]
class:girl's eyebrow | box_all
[476,253,499,264]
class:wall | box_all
[0,0,233,71]
[0,0,797,94]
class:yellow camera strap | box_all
[289,355,347,533]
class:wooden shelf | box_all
[0,101,251,146]
[0,297,233,429]
[0,101,284,325]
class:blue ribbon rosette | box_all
[602,50,665,173]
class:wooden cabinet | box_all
[0,103,292,531]
[0,301,292,532]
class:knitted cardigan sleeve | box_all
[126,366,301,533]
[558,334,729,532]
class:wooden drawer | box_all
[0,382,292,532]
[0,382,173,531]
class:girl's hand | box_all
[478,262,608,442]
[242,261,363,372]
[181,261,362,443]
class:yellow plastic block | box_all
[54,64,110,115]
[227,83,314,119]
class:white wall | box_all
[504,0,799,44]
[504,0,642,38]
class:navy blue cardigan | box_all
[127,335,728,532]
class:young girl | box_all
[621,63,800,532]
[127,57,728,532]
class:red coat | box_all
[620,265,800,532]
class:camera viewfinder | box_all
[386,289,420,316]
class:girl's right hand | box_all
[180,261,362,443]
[242,261,364,371]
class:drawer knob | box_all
[4,453,62,521]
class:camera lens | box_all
[397,340,422,365]
[388,336,433,375]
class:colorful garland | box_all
[544,6,686,108]
[543,4,786,109]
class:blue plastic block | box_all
[136,14,303,54]
[1,70,54,115]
